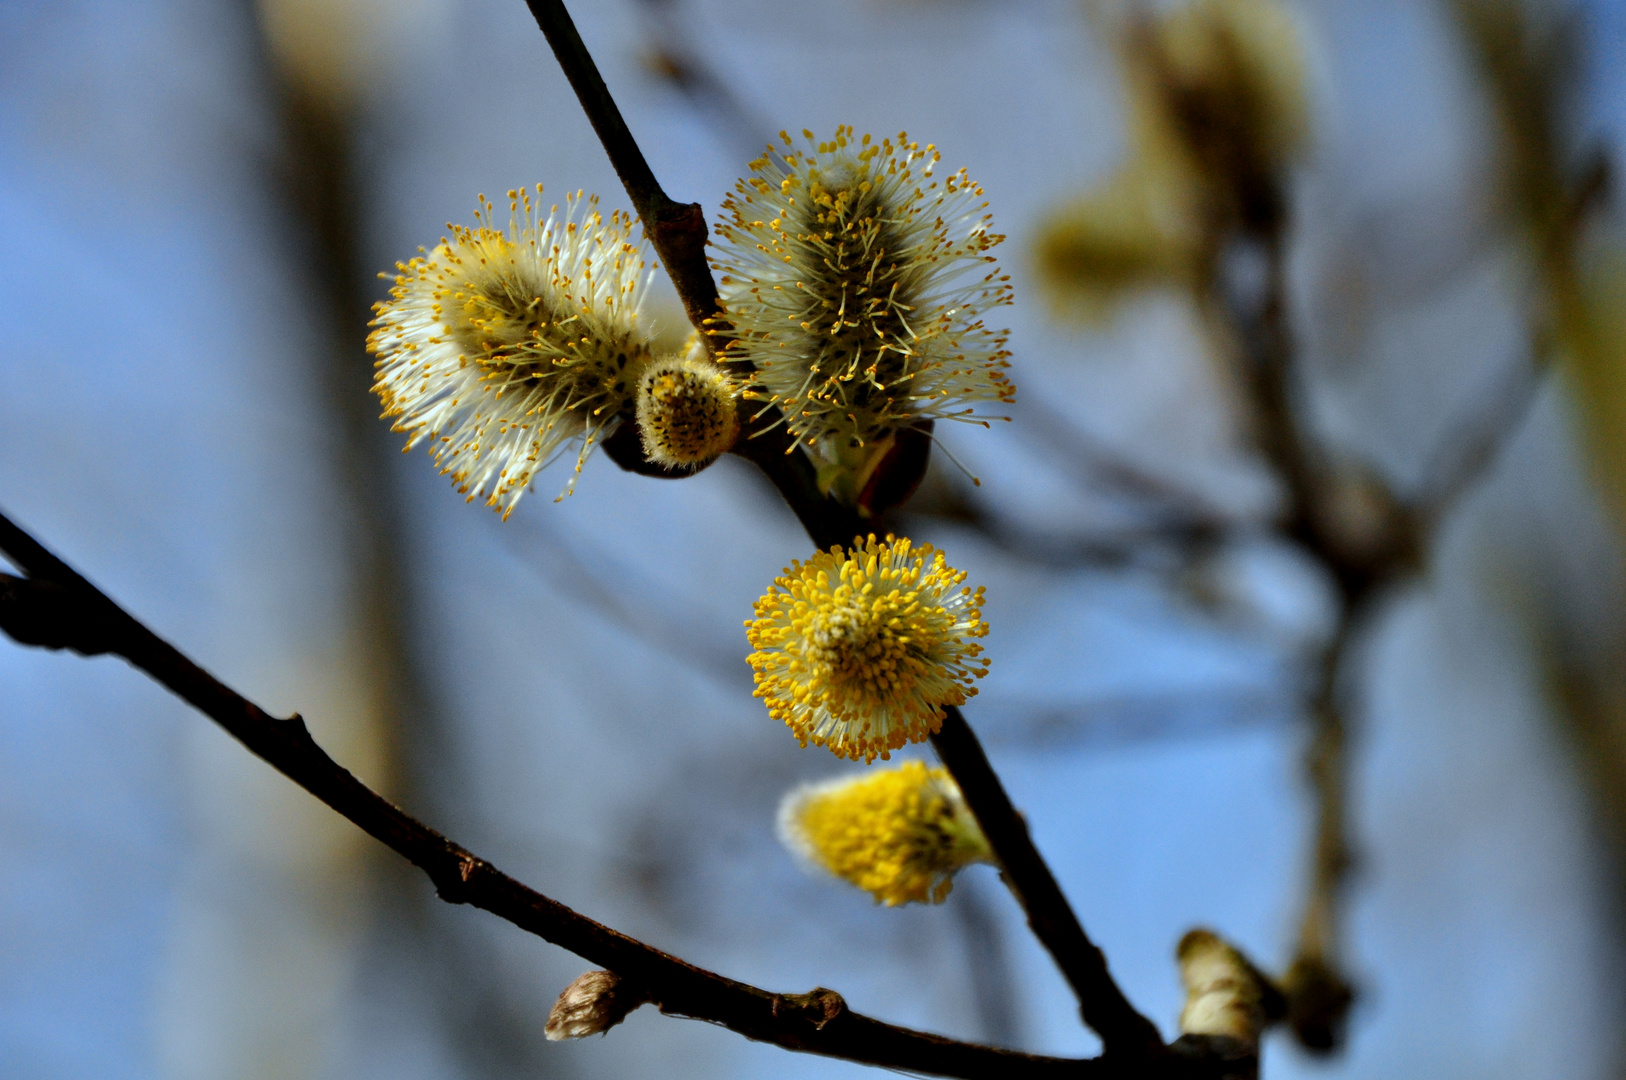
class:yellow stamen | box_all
[778,762,992,906]
[746,534,990,762]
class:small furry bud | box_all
[1177,930,1280,1046]
[634,349,740,468]
[544,970,649,1041]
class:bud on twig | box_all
[1177,929,1283,1047]
[1280,953,1353,1053]
[0,575,119,656]
[635,343,740,469]
[544,970,650,1041]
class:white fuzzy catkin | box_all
[712,127,1014,485]
[544,970,648,1040]
[369,187,655,515]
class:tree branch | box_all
[1204,228,1369,1054]
[1277,625,1357,1052]
[521,0,864,549]
[1415,334,1550,534]
[521,0,718,340]
[516,0,1163,1053]
[934,708,1167,1057]
[0,509,1122,1080]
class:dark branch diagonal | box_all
[0,508,1128,1080]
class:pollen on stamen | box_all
[368,185,656,516]
[710,126,1016,502]
[744,534,991,763]
[777,761,992,906]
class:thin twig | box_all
[1277,621,1357,1052]
[519,0,717,338]
[934,707,1167,1057]
[0,510,1124,1080]
[1220,179,1554,1051]
[1415,339,1550,532]
[1013,393,1232,533]
[1208,230,1370,1054]
[517,0,1163,1053]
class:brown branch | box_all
[1223,164,1551,1049]
[1247,238,1367,1053]
[731,424,866,551]
[1204,228,1369,1056]
[516,0,1164,1054]
[520,0,863,549]
[1013,394,1232,534]
[1227,206,1553,1055]
[934,708,1167,1057]
[520,0,718,339]
[0,509,1132,1080]
[1413,141,1607,532]
[1277,624,1357,1053]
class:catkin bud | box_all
[1177,930,1281,1047]
[543,970,649,1041]
[634,349,740,469]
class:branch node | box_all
[0,573,119,656]
[428,851,482,905]
[651,197,706,247]
[772,987,846,1030]
[1280,953,1354,1055]
[280,712,313,739]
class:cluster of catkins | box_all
[367,129,1016,908]
[369,188,741,515]
[368,128,1013,516]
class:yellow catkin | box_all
[368,187,655,514]
[712,126,1014,498]
[745,534,990,762]
[778,762,991,906]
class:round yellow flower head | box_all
[778,761,992,906]
[368,187,655,515]
[635,338,740,469]
[745,534,991,762]
[712,127,1015,499]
